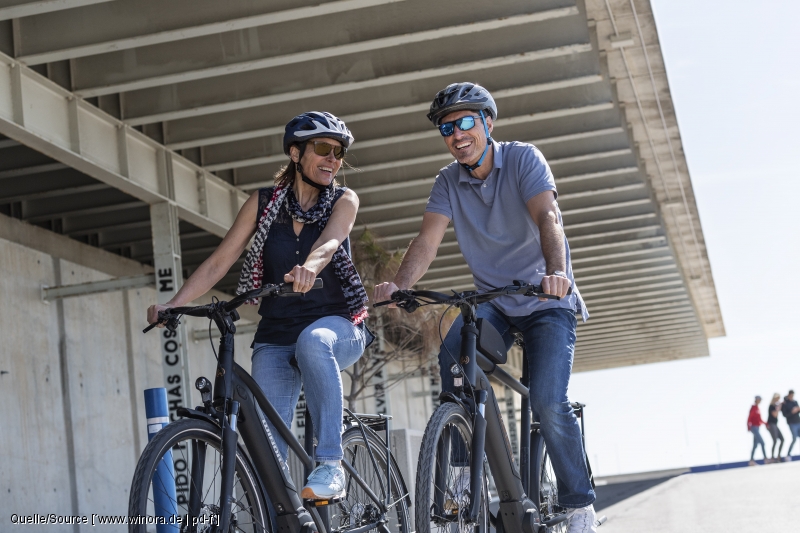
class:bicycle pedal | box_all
[305,497,343,507]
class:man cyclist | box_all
[374,82,597,531]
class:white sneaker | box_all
[565,504,597,533]
[301,463,346,500]
[445,466,470,511]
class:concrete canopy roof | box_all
[0,0,724,371]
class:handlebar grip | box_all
[279,278,323,296]
[142,322,159,334]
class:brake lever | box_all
[142,313,181,334]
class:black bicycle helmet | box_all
[283,111,354,155]
[426,82,498,126]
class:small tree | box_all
[343,230,457,410]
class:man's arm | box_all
[373,212,450,303]
[526,190,570,299]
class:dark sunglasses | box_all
[438,115,481,137]
[308,141,346,160]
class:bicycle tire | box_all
[128,418,269,533]
[530,433,567,533]
[415,402,489,533]
[329,426,411,533]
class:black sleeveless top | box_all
[253,187,351,345]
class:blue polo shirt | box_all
[425,141,588,320]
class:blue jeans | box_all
[438,304,595,508]
[787,423,800,456]
[750,427,767,460]
[252,316,367,462]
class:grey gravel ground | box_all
[596,461,800,532]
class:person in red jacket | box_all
[748,395,768,465]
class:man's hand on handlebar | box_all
[146,303,176,328]
[284,264,317,293]
[540,274,571,302]
[373,281,402,309]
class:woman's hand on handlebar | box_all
[373,281,401,308]
[146,303,176,328]
[284,264,318,293]
[540,274,571,302]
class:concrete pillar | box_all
[150,201,192,420]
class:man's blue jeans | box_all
[252,316,367,462]
[787,423,800,456]
[438,303,595,508]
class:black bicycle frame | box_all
[438,303,540,532]
[178,312,401,533]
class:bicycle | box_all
[376,281,602,533]
[130,280,411,533]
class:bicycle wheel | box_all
[531,434,566,533]
[129,418,269,533]
[329,426,411,533]
[415,402,489,533]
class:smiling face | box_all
[440,109,493,167]
[290,136,343,187]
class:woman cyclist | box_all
[767,393,785,462]
[146,111,371,500]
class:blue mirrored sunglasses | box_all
[438,115,480,137]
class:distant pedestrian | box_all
[782,390,800,461]
[747,395,767,465]
[766,393,785,462]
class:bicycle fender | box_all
[438,391,470,413]
[176,407,219,428]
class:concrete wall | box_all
[0,218,253,532]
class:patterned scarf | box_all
[236,185,369,325]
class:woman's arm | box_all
[147,191,259,322]
[284,188,359,292]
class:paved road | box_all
[597,461,800,532]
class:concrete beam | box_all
[0,0,113,21]
[342,161,636,201]
[124,43,594,125]
[0,162,68,178]
[0,182,109,204]
[0,52,247,240]
[167,76,608,150]
[41,273,155,301]
[352,187,655,234]
[216,111,619,175]
[76,7,580,98]
[17,0,404,65]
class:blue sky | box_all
[568,0,800,475]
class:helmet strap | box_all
[460,110,494,173]
[294,144,329,191]
[301,172,327,191]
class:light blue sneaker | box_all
[301,463,346,500]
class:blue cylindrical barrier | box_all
[144,388,180,533]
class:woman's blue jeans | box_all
[438,303,595,508]
[750,427,767,460]
[252,316,366,462]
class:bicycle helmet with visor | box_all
[283,111,354,156]
[427,83,497,172]
[282,111,354,190]
[426,82,497,126]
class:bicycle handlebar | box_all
[143,279,323,333]
[374,280,572,313]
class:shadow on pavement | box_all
[593,476,675,511]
